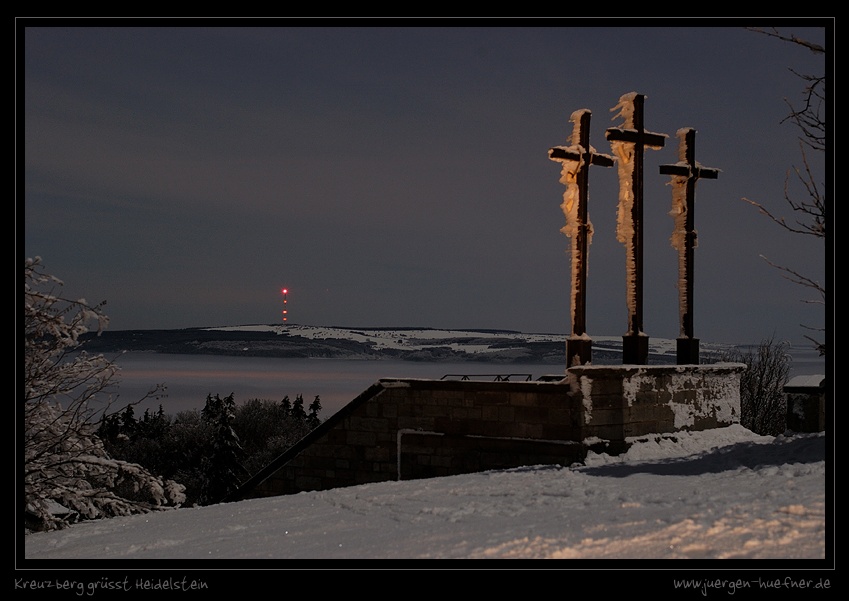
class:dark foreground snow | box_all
[25,425,827,561]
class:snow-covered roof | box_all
[785,374,825,389]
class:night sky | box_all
[21,21,830,348]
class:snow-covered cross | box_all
[549,109,614,367]
[659,128,719,365]
[605,92,667,365]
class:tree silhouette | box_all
[199,393,248,505]
[743,27,827,355]
[308,395,323,429]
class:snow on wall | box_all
[785,375,825,388]
[580,374,595,423]
[569,364,742,433]
[648,367,739,429]
[789,396,807,421]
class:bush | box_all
[721,336,791,436]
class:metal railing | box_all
[440,374,533,382]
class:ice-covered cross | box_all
[549,109,614,367]
[605,92,667,365]
[659,127,720,365]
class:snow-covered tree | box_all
[23,257,185,532]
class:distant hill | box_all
[79,324,732,365]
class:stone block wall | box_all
[228,363,744,502]
[566,364,744,446]
[239,378,581,500]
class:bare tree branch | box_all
[758,255,824,302]
[742,146,824,240]
[782,72,825,152]
[741,27,827,356]
[758,254,826,356]
[745,27,826,54]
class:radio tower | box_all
[281,288,289,324]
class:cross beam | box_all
[659,127,719,365]
[549,109,614,367]
[605,92,666,365]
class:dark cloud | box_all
[22,22,829,347]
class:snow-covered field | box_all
[24,425,828,564]
[207,323,728,361]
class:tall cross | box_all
[605,92,666,365]
[549,109,614,367]
[659,128,719,365]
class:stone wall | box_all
[228,363,744,502]
[784,375,826,433]
[567,364,744,453]
[235,378,581,500]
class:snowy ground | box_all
[23,425,828,566]
[20,325,831,588]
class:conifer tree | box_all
[307,395,322,429]
[198,393,248,505]
[290,394,307,422]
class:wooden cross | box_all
[549,109,614,367]
[659,128,719,365]
[605,92,667,365]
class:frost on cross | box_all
[549,109,613,365]
[553,109,593,332]
[659,127,720,363]
[608,92,666,323]
[610,95,637,248]
[667,129,696,328]
[556,109,592,239]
